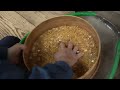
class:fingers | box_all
[15,43,26,51]
[59,41,74,50]
[19,45,26,50]
[59,42,66,50]
[77,53,83,59]
[73,45,83,59]
[19,44,27,55]
[73,46,79,53]
[68,41,73,49]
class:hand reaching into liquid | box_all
[54,41,83,66]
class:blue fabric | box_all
[29,61,73,79]
[0,60,73,79]
[43,61,73,79]
[0,36,26,79]
[0,36,20,60]
[0,36,73,79]
[0,47,8,60]
[29,66,50,79]
[0,60,26,79]
[0,36,20,48]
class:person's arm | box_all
[0,47,8,60]
[29,41,82,79]
[0,43,26,64]
[43,61,73,79]
[29,61,73,79]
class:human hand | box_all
[54,41,83,66]
[8,43,26,64]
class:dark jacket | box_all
[0,47,73,79]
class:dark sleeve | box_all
[29,61,73,79]
[0,47,8,60]
[43,61,73,79]
[28,66,50,79]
